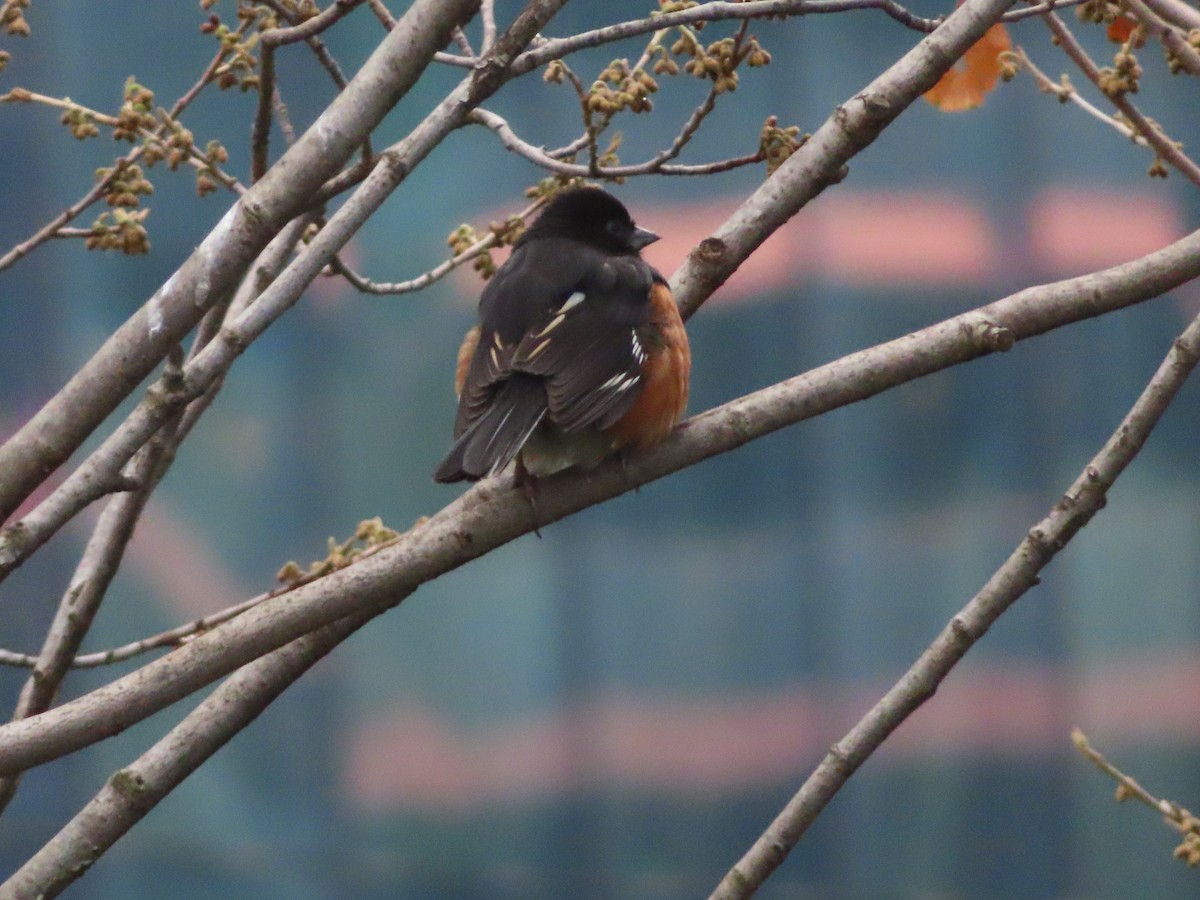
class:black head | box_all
[520,187,659,255]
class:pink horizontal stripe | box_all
[642,187,1182,300]
[640,189,1001,299]
[343,653,1200,813]
[1027,187,1181,275]
[455,187,1179,303]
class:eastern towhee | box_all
[434,186,690,483]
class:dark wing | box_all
[509,264,650,434]
[434,237,654,482]
[505,240,654,434]
[432,373,546,482]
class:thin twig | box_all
[256,0,369,180]
[516,0,899,73]
[0,498,392,674]
[545,131,591,159]
[258,0,361,85]
[481,0,497,53]
[0,93,245,196]
[1046,13,1200,188]
[261,0,365,47]
[1003,0,1089,22]
[1072,728,1184,816]
[0,31,239,271]
[0,88,116,123]
[450,25,474,55]
[0,158,139,270]
[253,44,277,181]
[1072,728,1200,866]
[366,0,396,29]
[510,0,1091,76]
[1122,0,1200,76]
[272,83,298,146]
[469,108,763,176]
[329,194,549,295]
[1011,47,1147,145]
[0,592,279,671]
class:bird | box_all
[433,186,690,484]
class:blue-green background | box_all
[3,3,1200,898]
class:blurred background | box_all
[2,2,1200,897]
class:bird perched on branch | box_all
[433,186,690,484]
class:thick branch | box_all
[672,0,1018,319]
[709,295,1200,900]
[0,424,175,817]
[1,219,1197,777]
[1139,0,1200,29]
[0,216,314,815]
[2,607,378,899]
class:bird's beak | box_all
[630,226,660,249]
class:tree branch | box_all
[0,212,315,814]
[255,0,370,181]
[0,0,578,586]
[481,0,497,53]
[709,293,1200,900]
[1011,47,1150,145]
[515,0,871,74]
[2,214,1198,777]
[0,0,481,525]
[1,606,380,899]
[1124,0,1200,75]
[330,194,549,295]
[1045,13,1200,188]
[671,0,1018,319]
[509,0,1083,75]
[468,107,764,177]
[1138,0,1200,30]
[0,421,177,817]
[0,31,241,272]
[0,0,561,580]
[0,593,268,671]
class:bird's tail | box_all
[433,374,546,483]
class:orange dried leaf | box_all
[924,23,1012,112]
[1107,15,1144,47]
